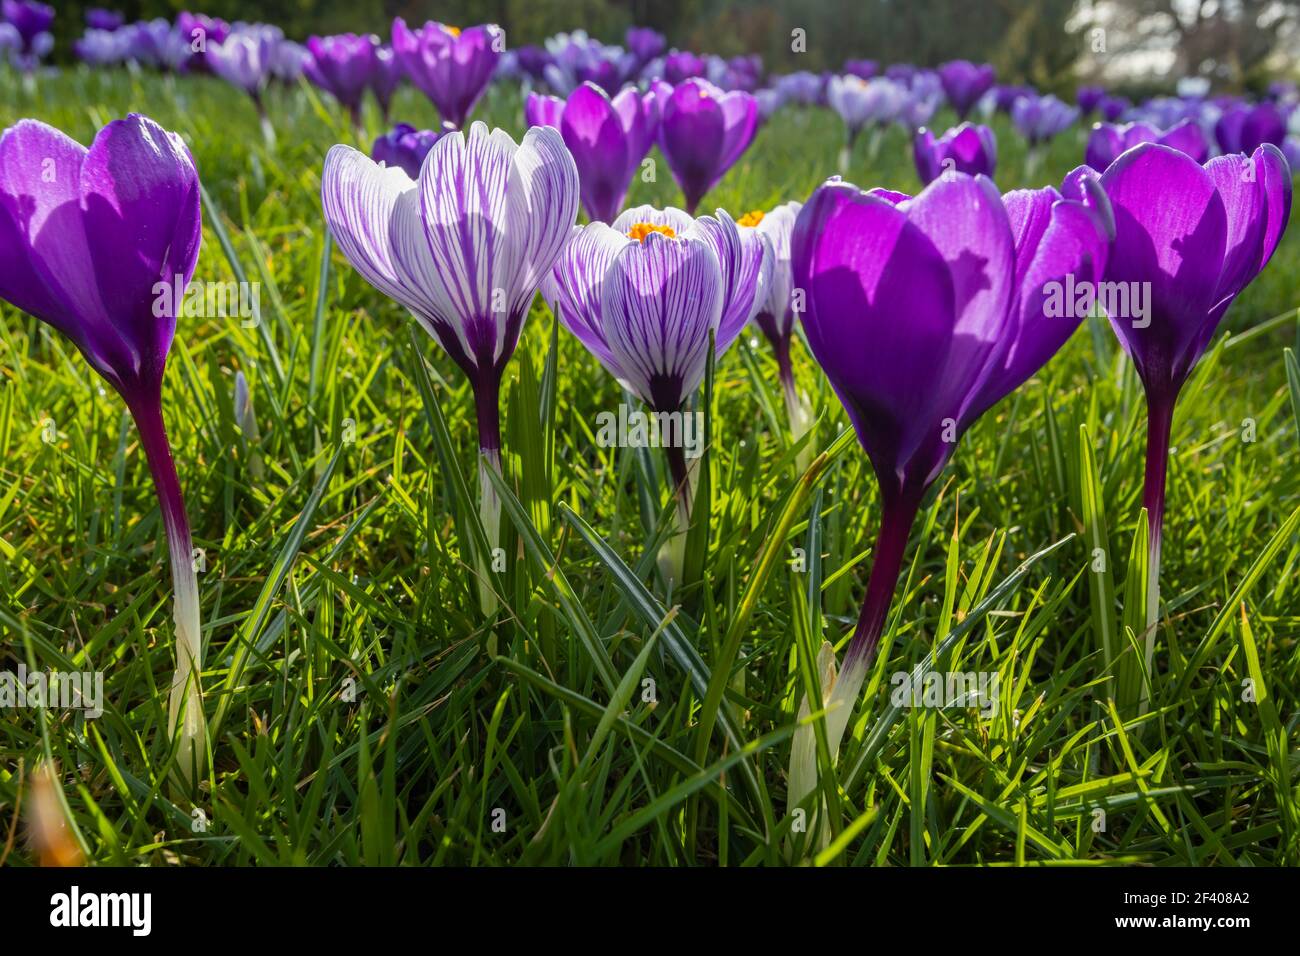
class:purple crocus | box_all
[370,123,440,179]
[1099,94,1130,122]
[1077,85,1106,115]
[1084,119,1208,171]
[1011,93,1079,147]
[625,27,665,69]
[321,123,578,599]
[305,34,377,131]
[2,0,52,47]
[543,204,770,581]
[827,75,905,156]
[207,28,277,142]
[663,50,706,85]
[371,42,402,122]
[937,60,995,120]
[391,20,501,131]
[653,78,758,215]
[0,114,207,780]
[913,122,997,185]
[85,8,122,31]
[786,171,1112,814]
[524,82,658,223]
[1215,102,1287,155]
[843,59,878,80]
[1080,144,1290,666]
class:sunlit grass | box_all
[1,65,1297,866]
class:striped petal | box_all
[600,232,723,409]
[544,221,629,371]
[691,209,771,351]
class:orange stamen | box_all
[627,222,677,241]
[737,209,765,227]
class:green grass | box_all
[1,65,1298,866]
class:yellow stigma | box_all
[627,222,677,242]
[737,209,765,227]
[442,24,461,37]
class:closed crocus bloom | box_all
[322,123,579,604]
[826,75,897,148]
[2,0,52,48]
[523,82,658,223]
[625,27,665,68]
[305,34,377,130]
[737,203,813,467]
[1099,95,1130,122]
[370,43,402,122]
[85,7,123,31]
[785,172,1112,827]
[1078,85,1106,115]
[391,20,501,131]
[0,114,207,781]
[544,204,770,581]
[913,123,997,185]
[1085,144,1290,668]
[654,78,758,214]
[1011,93,1079,147]
[937,60,995,120]
[1216,102,1287,155]
[663,50,706,84]
[370,123,440,179]
[1084,118,1208,171]
[207,29,279,142]
[843,58,878,80]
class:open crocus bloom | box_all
[0,114,206,781]
[321,122,579,599]
[1070,143,1291,668]
[786,171,1113,836]
[544,204,770,581]
[391,19,501,131]
[524,82,659,223]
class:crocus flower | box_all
[827,76,904,156]
[1084,119,1208,171]
[74,27,123,66]
[737,204,812,466]
[391,20,501,131]
[663,50,706,84]
[0,114,207,781]
[938,60,995,120]
[1215,102,1287,155]
[1077,85,1106,115]
[786,171,1112,829]
[1080,144,1290,675]
[543,204,770,581]
[625,27,665,69]
[321,123,579,604]
[654,78,758,215]
[2,0,52,48]
[913,122,997,185]
[991,84,1032,115]
[1099,94,1130,122]
[524,82,658,223]
[305,33,377,131]
[371,43,402,122]
[207,28,277,142]
[370,122,440,179]
[843,59,878,80]
[772,70,824,106]
[85,8,122,31]
[1012,93,1079,147]
[542,30,631,95]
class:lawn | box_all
[1,65,1298,866]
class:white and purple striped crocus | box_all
[785,171,1114,833]
[913,122,997,185]
[391,20,502,131]
[736,204,813,468]
[0,114,207,782]
[321,123,579,601]
[1067,145,1290,691]
[544,204,770,581]
[652,78,758,215]
[524,81,658,223]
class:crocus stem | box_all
[772,335,813,472]
[127,395,205,785]
[474,374,503,617]
[659,440,693,587]
[350,103,365,141]
[252,94,275,148]
[1139,391,1175,707]
[787,486,923,834]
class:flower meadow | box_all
[2,7,1300,869]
